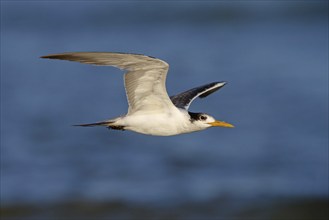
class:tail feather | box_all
[73,121,112,127]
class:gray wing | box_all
[170,82,226,110]
[41,52,176,114]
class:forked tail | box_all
[73,121,112,127]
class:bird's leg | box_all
[107,125,126,131]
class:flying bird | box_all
[41,52,233,136]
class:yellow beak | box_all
[208,120,234,128]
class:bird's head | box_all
[189,112,234,129]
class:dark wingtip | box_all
[217,81,227,86]
[198,82,227,98]
[40,54,60,59]
[40,54,70,59]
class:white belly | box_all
[120,110,200,136]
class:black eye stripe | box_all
[188,112,208,122]
[200,115,207,120]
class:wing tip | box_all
[40,52,166,65]
[40,55,52,59]
[41,52,155,59]
[216,81,227,87]
[40,53,74,60]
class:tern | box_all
[41,52,234,136]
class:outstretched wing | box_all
[41,52,176,114]
[170,82,226,110]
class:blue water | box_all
[1,1,328,213]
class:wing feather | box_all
[41,52,175,114]
[170,82,226,110]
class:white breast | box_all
[119,109,200,136]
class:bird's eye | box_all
[200,115,207,120]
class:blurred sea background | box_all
[1,1,328,219]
